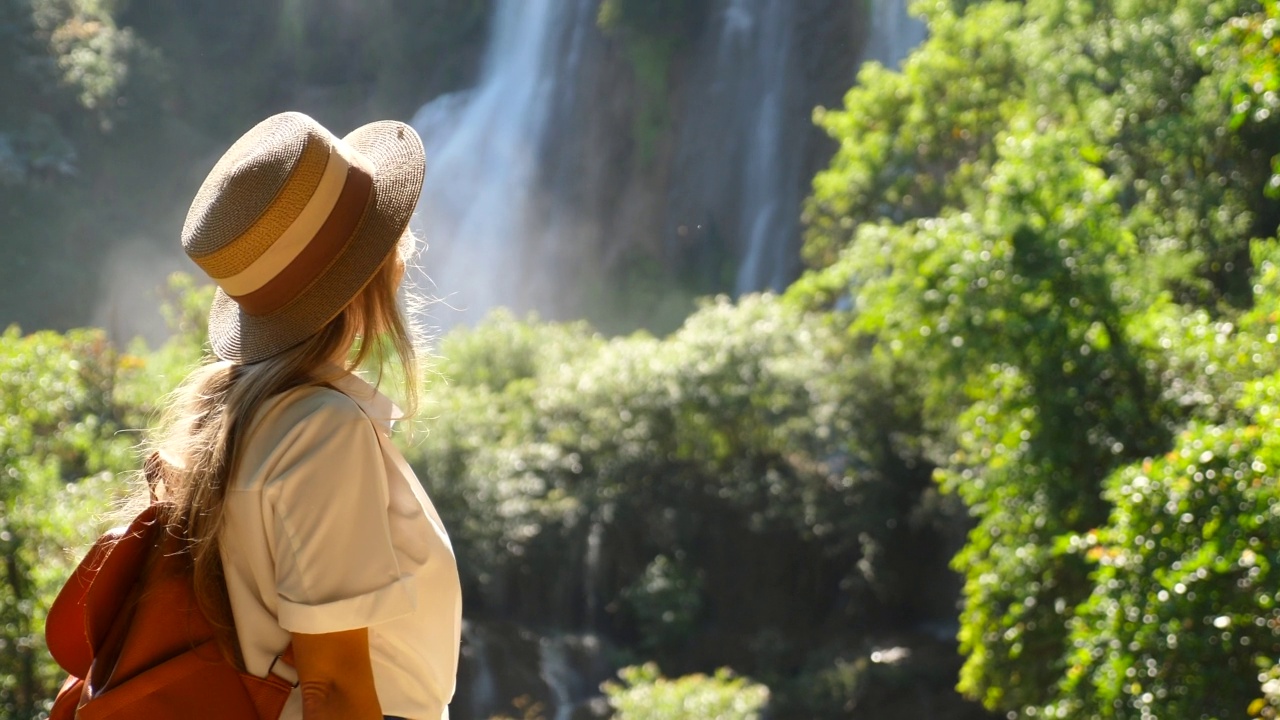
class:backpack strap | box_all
[266,643,299,688]
[46,503,161,696]
[46,527,125,677]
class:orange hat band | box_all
[191,139,376,317]
[228,165,375,317]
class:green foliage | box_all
[0,272,211,717]
[620,554,703,654]
[1209,0,1280,199]
[1027,240,1280,718]
[1050,417,1280,717]
[798,0,1280,715]
[0,282,958,718]
[808,0,1275,303]
[0,326,135,718]
[1057,0,1271,307]
[42,1,138,114]
[433,308,599,394]
[808,120,1176,711]
[602,663,769,720]
[0,0,150,183]
[1255,660,1280,718]
[804,0,1025,267]
[408,293,944,695]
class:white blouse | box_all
[219,370,461,719]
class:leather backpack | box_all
[45,457,296,719]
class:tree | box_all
[796,0,1280,714]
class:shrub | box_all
[0,327,135,718]
[602,663,768,720]
[796,0,1280,714]
[407,294,946,676]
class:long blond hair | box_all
[145,231,424,664]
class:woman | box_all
[149,112,460,719]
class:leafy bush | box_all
[0,273,215,717]
[602,663,768,720]
[796,0,1280,715]
[1022,241,1280,718]
[1050,415,1280,717]
[803,0,1025,266]
[1256,660,1280,718]
[408,293,951,687]
[620,554,703,654]
[1206,0,1280,199]
[0,327,136,718]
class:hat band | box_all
[226,161,375,316]
[193,137,333,279]
[215,146,352,295]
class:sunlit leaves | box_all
[1208,0,1280,198]
[404,294,940,713]
[0,327,133,718]
[803,1,1025,267]
[602,662,769,720]
[1052,410,1280,718]
[797,0,1280,715]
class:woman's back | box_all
[220,373,461,720]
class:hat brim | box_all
[207,121,425,364]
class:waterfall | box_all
[862,0,928,68]
[410,0,590,324]
[720,0,804,294]
[538,638,576,720]
[584,518,604,629]
[461,623,498,718]
[677,0,929,296]
[409,0,879,325]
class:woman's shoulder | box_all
[248,382,371,442]
[236,383,379,489]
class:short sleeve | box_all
[266,392,416,634]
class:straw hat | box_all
[181,112,424,364]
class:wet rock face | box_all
[543,0,868,295]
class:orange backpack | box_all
[45,460,295,719]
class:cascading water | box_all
[720,0,804,294]
[410,0,591,325]
[460,623,497,718]
[538,639,576,720]
[660,0,817,296]
[411,0,871,326]
[674,0,928,296]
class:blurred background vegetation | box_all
[5,0,1280,718]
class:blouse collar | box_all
[321,365,405,436]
